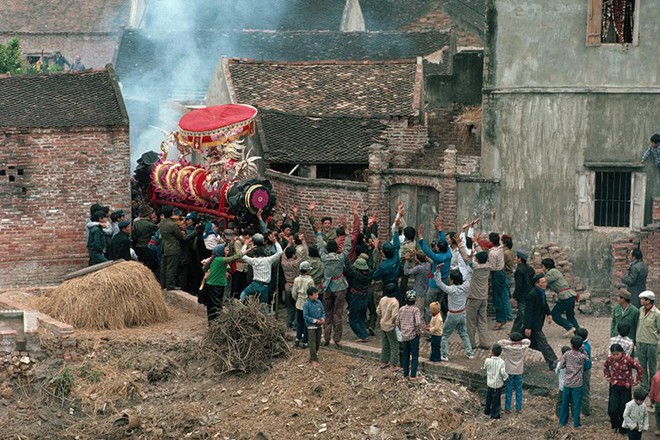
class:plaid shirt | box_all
[604,353,643,388]
[610,335,634,357]
[558,349,589,388]
[396,305,424,342]
[641,145,660,167]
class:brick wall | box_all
[457,154,480,175]
[0,126,131,287]
[610,229,660,294]
[385,119,429,168]
[653,197,660,223]
[265,170,368,238]
[427,105,481,157]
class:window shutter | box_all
[575,171,594,230]
[586,0,602,46]
[630,172,646,230]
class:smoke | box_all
[117,0,291,169]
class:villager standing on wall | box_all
[543,258,580,336]
[639,133,660,168]
[524,274,558,370]
[618,249,649,308]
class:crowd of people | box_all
[85,198,657,437]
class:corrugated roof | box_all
[0,68,128,129]
[259,110,387,164]
[229,59,420,117]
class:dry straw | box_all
[454,105,482,148]
[40,261,170,330]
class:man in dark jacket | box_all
[618,248,649,308]
[87,210,108,266]
[511,250,535,334]
[132,206,158,271]
[524,273,558,370]
[159,206,185,290]
[110,220,132,261]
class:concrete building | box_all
[474,0,660,292]
[0,67,131,287]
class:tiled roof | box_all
[229,60,420,117]
[0,68,128,129]
[259,110,387,164]
[115,29,450,90]
[142,0,439,32]
[0,0,129,33]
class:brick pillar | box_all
[368,143,389,239]
[442,145,457,231]
[653,197,660,224]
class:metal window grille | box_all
[594,171,631,227]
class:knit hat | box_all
[299,261,312,271]
[212,244,225,256]
[516,250,529,261]
[353,257,369,271]
[118,220,130,230]
[405,289,417,302]
[619,289,631,300]
[429,301,441,315]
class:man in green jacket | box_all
[610,289,639,342]
[636,290,660,394]
[159,206,186,290]
[86,210,109,266]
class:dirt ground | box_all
[0,291,645,440]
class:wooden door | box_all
[389,185,439,239]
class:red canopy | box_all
[178,104,258,149]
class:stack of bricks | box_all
[653,197,660,224]
[640,229,660,294]
[531,243,590,307]
[610,236,637,288]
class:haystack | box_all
[40,261,169,330]
[203,299,291,375]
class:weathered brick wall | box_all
[385,119,429,168]
[265,170,368,238]
[0,126,131,287]
[610,229,660,295]
[428,105,481,157]
[653,197,660,223]
[457,154,480,175]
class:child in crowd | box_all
[377,283,401,371]
[483,343,508,419]
[396,290,425,381]
[558,335,589,428]
[604,343,644,436]
[291,261,316,348]
[554,346,571,420]
[648,371,660,437]
[427,301,443,362]
[498,332,531,414]
[610,323,634,357]
[303,286,325,367]
[623,386,649,439]
[575,328,592,416]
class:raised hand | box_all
[417,224,424,239]
[434,215,442,231]
[308,201,317,211]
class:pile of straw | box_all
[202,299,291,375]
[41,261,169,330]
[454,105,482,147]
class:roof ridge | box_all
[228,58,417,66]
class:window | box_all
[575,170,646,229]
[587,0,639,46]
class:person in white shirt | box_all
[239,232,283,305]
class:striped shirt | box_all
[483,356,508,388]
[240,242,283,283]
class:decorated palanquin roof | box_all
[0,67,127,129]
[0,0,129,33]
[228,59,420,118]
[258,110,388,165]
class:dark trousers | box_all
[529,328,558,368]
[430,335,442,362]
[285,289,296,328]
[323,289,346,343]
[608,384,631,433]
[308,327,321,362]
[135,247,157,273]
[207,285,225,322]
[348,293,369,340]
[511,299,526,335]
[402,335,420,378]
[485,386,503,418]
[179,262,192,293]
[160,254,180,290]
[366,289,377,330]
[551,296,580,331]
[560,386,583,428]
[628,430,641,440]
[295,309,308,344]
[231,270,248,299]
